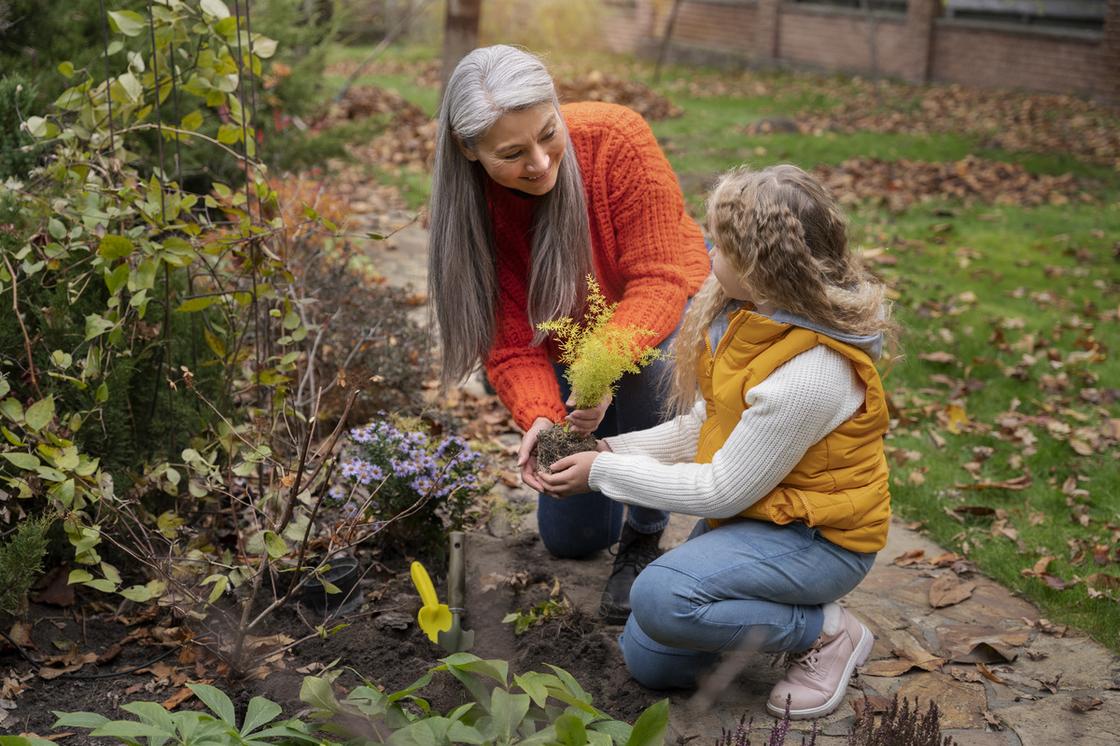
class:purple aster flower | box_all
[350,425,375,444]
[340,460,361,480]
[328,484,348,502]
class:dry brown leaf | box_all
[851,694,893,717]
[954,475,1032,491]
[938,624,1030,664]
[161,686,195,711]
[892,549,926,566]
[32,564,76,607]
[930,552,964,567]
[947,666,983,683]
[1069,695,1104,713]
[1037,673,1062,694]
[951,504,996,518]
[929,571,977,608]
[982,710,1005,730]
[7,622,33,649]
[861,658,926,677]
[1070,439,1094,456]
[975,662,1008,685]
[1091,544,1112,566]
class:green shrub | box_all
[0,514,52,616]
[0,73,40,180]
[0,0,111,95]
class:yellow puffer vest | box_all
[697,309,891,553]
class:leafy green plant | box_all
[502,597,571,636]
[0,513,52,615]
[537,276,661,411]
[0,1,401,677]
[52,683,317,745]
[301,652,670,745]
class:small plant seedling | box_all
[534,276,661,472]
[502,597,572,635]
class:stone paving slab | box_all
[361,200,1120,745]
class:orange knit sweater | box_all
[484,101,710,431]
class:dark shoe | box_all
[599,524,663,624]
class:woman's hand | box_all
[517,417,554,492]
[538,451,600,497]
[565,392,611,434]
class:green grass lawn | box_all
[315,43,1120,651]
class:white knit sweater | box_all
[587,344,866,518]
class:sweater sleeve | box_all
[587,345,865,516]
[602,399,706,463]
[603,115,707,349]
[484,261,567,432]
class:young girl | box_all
[539,164,894,720]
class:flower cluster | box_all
[329,417,489,551]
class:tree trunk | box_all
[440,0,482,93]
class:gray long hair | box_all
[428,45,592,385]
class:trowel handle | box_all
[448,531,466,610]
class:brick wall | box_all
[931,22,1108,97]
[777,7,910,78]
[600,0,1118,101]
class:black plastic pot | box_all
[297,557,362,614]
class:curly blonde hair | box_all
[666,164,896,417]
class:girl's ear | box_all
[455,135,479,162]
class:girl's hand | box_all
[517,417,554,493]
[596,439,613,453]
[565,392,611,434]
[538,451,599,497]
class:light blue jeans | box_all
[620,518,876,690]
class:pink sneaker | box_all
[767,605,873,720]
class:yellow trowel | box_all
[409,560,452,643]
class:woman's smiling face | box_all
[460,103,566,196]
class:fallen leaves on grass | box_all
[953,475,1032,492]
[556,71,681,120]
[813,156,1091,212]
[1020,556,1070,590]
[791,80,1120,166]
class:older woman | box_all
[428,45,709,623]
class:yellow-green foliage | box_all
[537,277,661,411]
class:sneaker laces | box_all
[774,639,824,674]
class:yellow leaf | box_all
[946,404,969,435]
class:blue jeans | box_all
[536,335,675,558]
[620,519,876,690]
